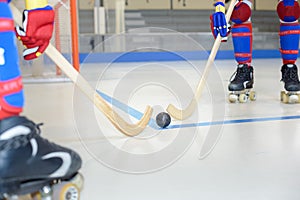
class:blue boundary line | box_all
[79,50,284,63]
[97,90,300,130]
[167,115,300,129]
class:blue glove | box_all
[210,2,228,38]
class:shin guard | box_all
[279,22,300,64]
[232,23,253,64]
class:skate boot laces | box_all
[282,64,300,83]
[23,118,44,135]
[230,64,250,82]
[35,122,44,135]
[0,119,44,151]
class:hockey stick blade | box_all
[45,45,153,137]
[11,3,153,137]
[166,0,236,120]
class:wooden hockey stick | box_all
[10,3,153,137]
[166,0,237,120]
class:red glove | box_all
[15,6,55,60]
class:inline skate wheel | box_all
[52,182,80,200]
[289,94,299,104]
[229,94,238,103]
[280,91,285,102]
[281,92,289,103]
[249,91,256,101]
[31,192,42,200]
[239,94,248,103]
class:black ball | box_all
[156,112,171,128]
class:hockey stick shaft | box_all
[167,0,236,120]
[10,3,153,137]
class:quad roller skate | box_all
[228,64,256,103]
[280,64,300,104]
[0,116,83,200]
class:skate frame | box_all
[166,0,237,120]
[10,3,153,137]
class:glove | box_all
[210,2,230,41]
[15,6,54,60]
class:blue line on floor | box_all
[97,90,300,130]
[167,115,300,129]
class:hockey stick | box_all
[10,3,153,137]
[166,0,236,120]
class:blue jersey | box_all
[0,0,12,18]
[0,0,24,114]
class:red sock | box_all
[0,109,20,120]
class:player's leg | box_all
[0,1,23,120]
[229,22,253,91]
[228,0,255,102]
[277,0,300,93]
[0,2,82,196]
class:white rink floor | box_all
[23,58,300,200]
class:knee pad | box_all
[277,0,300,22]
[232,23,253,64]
[231,1,252,24]
[279,22,300,64]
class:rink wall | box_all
[74,32,286,63]
[45,32,295,64]
[78,50,283,63]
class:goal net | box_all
[13,0,74,83]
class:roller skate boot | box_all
[280,64,300,104]
[228,64,256,103]
[0,116,83,200]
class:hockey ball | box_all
[156,112,171,128]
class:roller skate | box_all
[280,64,300,104]
[228,64,256,103]
[0,116,83,200]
